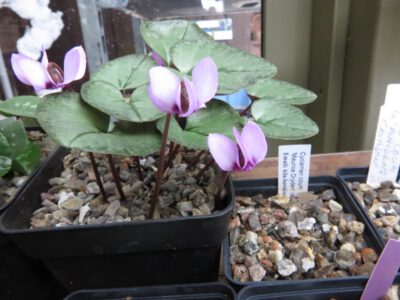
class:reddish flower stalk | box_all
[188,150,205,169]
[148,113,172,219]
[88,151,107,201]
[107,154,125,201]
[133,156,143,181]
[163,143,181,174]
[197,157,215,178]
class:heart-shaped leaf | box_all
[12,142,40,175]
[81,81,164,122]
[0,118,29,156]
[157,100,243,149]
[0,156,12,177]
[171,40,277,94]
[36,92,161,156]
[252,99,319,140]
[91,54,155,90]
[0,96,40,118]
[246,79,317,105]
[0,133,10,156]
[140,20,213,65]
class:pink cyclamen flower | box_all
[148,57,218,117]
[208,121,267,172]
[11,46,86,97]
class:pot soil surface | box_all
[347,180,400,243]
[229,189,378,282]
[30,149,224,228]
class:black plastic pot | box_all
[336,166,398,247]
[0,145,63,299]
[0,147,235,292]
[65,282,236,300]
[238,283,362,300]
[238,276,400,300]
[224,176,384,291]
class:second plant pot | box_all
[224,176,383,291]
[0,147,234,292]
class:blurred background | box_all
[0,0,399,155]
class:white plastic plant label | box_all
[384,84,400,107]
[278,144,311,196]
[367,86,400,185]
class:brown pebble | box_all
[273,209,288,221]
[361,248,378,263]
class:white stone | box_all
[79,204,91,223]
[301,257,315,272]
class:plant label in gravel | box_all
[278,144,311,196]
[367,85,400,185]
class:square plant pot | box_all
[0,147,234,292]
[337,167,400,247]
[237,277,400,300]
[65,282,236,300]
[224,176,384,291]
[0,144,62,299]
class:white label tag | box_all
[278,144,311,196]
[367,105,400,185]
[384,84,400,107]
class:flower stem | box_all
[197,157,215,178]
[240,95,258,116]
[107,154,125,201]
[133,156,143,181]
[88,152,107,201]
[148,113,172,219]
[163,144,181,174]
[188,150,205,169]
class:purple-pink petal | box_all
[208,134,238,172]
[148,66,181,114]
[151,51,165,66]
[63,46,86,85]
[240,121,267,166]
[233,126,252,170]
[179,78,198,117]
[192,57,218,106]
[11,53,49,91]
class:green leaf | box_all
[157,100,243,150]
[0,118,29,156]
[171,40,277,94]
[246,79,317,105]
[36,92,161,156]
[0,133,10,156]
[81,81,164,123]
[91,54,155,90]
[252,99,319,140]
[0,156,12,177]
[140,20,213,65]
[0,96,40,118]
[12,141,40,175]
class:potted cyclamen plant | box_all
[0,20,318,292]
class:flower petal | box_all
[63,46,87,85]
[208,133,238,172]
[233,126,251,170]
[239,121,267,166]
[148,66,181,114]
[150,51,165,66]
[11,53,49,91]
[179,78,199,117]
[192,57,218,106]
[41,47,48,67]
